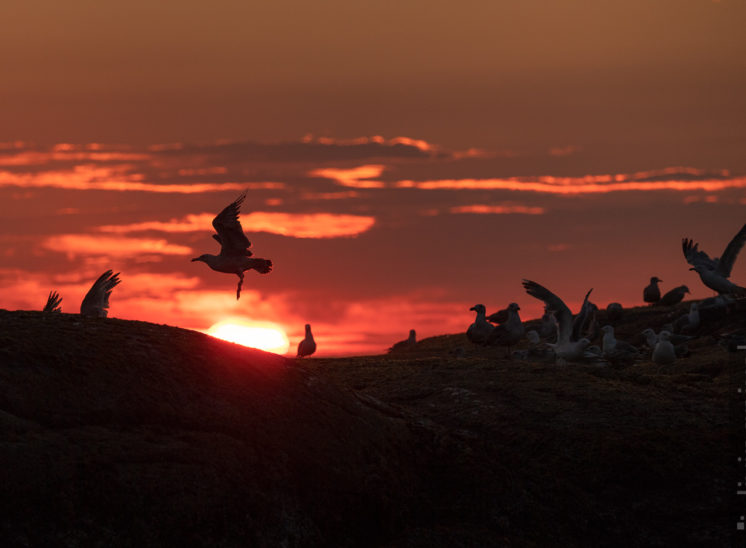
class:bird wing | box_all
[43,290,62,312]
[81,270,121,315]
[212,192,253,257]
[522,280,572,344]
[486,308,509,324]
[716,223,746,277]
[571,288,593,341]
[682,238,717,270]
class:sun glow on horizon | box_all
[207,319,290,354]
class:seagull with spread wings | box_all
[683,223,746,295]
[80,270,121,317]
[192,193,273,300]
[522,279,591,362]
[43,290,62,313]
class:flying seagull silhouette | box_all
[683,223,746,295]
[192,192,273,299]
[80,270,121,317]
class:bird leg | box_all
[236,272,244,300]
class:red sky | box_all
[0,1,744,355]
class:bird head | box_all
[191,254,209,263]
[651,276,662,283]
[508,302,520,311]
[469,304,486,314]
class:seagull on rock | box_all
[600,325,640,364]
[643,277,662,304]
[641,328,690,357]
[487,302,525,356]
[538,307,557,340]
[388,329,416,353]
[467,304,494,345]
[656,285,690,306]
[192,192,273,300]
[522,280,591,362]
[297,324,316,358]
[605,302,623,322]
[43,291,62,313]
[683,223,746,295]
[80,270,121,318]
[652,331,676,364]
[486,306,510,325]
[674,302,700,334]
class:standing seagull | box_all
[192,192,273,299]
[388,329,416,353]
[43,291,62,313]
[297,324,316,358]
[466,304,494,345]
[656,285,690,306]
[643,277,662,304]
[522,280,591,362]
[80,270,121,317]
[683,223,746,295]
[487,302,525,356]
[652,331,676,365]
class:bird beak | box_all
[191,257,201,262]
[469,306,476,311]
[688,267,695,271]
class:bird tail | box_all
[250,258,273,274]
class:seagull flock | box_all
[462,223,746,365]
[37,191,744,362]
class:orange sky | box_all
[0,2,745,355]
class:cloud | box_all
[242,212,377,238]
[549,145,582,157]
[310,164,386,188]
[450,204,546,215]
[42,234,193,259]
[98,212,376,239]
[395,170,746,195]
[300,190,360,201]
[98,214,213,234]
[150,135,444,163]
[0,167,282,193]
[0,146,150,167]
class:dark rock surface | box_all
[0,303,744,546]
[0,311,420,547]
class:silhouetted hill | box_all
[0,304,743,546]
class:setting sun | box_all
[207,319,290,354]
